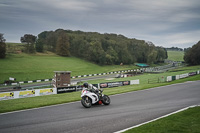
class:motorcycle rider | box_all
[83,83,100,99]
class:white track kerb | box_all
[114,105,200,133]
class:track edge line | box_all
[114,104,200,133]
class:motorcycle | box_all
[81,87,110,108]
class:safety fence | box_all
[148,76,166,84]
[166,71,200,82]
[0,79,139,101]
[143,64,173,72]
[148,70,200,84]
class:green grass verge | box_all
[0,92,81,113]
[124,106,200,133]
[0,65,200,113]
[167,51,184,61]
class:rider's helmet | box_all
[83,82,88,88]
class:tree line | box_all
[1,30,168,65]
[34,29,168,65]
[165,47,183,51]
[1,30,200,66]
[165,47,191,52]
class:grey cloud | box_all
[0,0,200,48]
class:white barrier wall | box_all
[168,73,189,81]
[179,73,189,79]
[167,76,172,82]
[130,79,140,85]
[176,75,180,80]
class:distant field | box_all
[0,53,138,83]
[167,50,184,61]
[6,42,24,54]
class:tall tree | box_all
[147,50,157,64]
[88,41,105,64]
[184,41,200,65]
[46,32,57,52]
[56,32,70,56]
[36,28,168,65]
[0,33,6,58]
[35,39,44,52]
[105,46,118,64]
[156,47,167,62]
[20,34,37,53]
[35,31,48,52]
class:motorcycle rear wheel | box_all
[81,96,92,108]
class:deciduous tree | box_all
[0,33,6,58]
[56,32,70,56]
[184,41,200,65]
[20,34,36,53]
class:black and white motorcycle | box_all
[81,86,110,108]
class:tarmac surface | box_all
[0,80,200,133]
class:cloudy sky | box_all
[1,0,200,48]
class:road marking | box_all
[114,105,200,133]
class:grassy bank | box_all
[125,106,200,133]
[0,50,183,83]
[0,53,138,83]
[0,65,200,113]
[167,51,184,61]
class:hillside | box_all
[0,43,181,83]
[0,53,139,83]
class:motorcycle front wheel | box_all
[81,96,92,108]
[102,95,110,105]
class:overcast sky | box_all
[1,0,200,48]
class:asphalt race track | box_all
[0,81,200,133]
